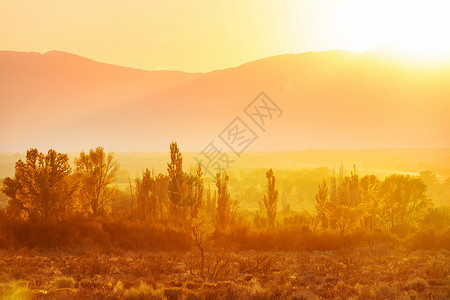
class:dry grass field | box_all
[0,247,448,299]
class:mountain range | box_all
[1,49,449,152]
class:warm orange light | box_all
[2,1,450,72]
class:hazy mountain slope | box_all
[0,50,199,150]
[1,50,449,152]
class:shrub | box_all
[124,282,163,300]
[50,276,75,289]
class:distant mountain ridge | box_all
[1,49,449,152]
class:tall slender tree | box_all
[307,179,328,233]
[215,171,230,230]
[190,164,204,219]
[263,169,278,229]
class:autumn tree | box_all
[167,142,183,177]
[167,142,188,213]
[325,167,368,241]
[360,174,381,230]
[379,174,431,233]
[166,142,204,224]
[279,178,293,215]
[2,148,77,220]
[307,179,329,233]
[75,147,119,216]
[263,169,278,229]
[135,169,160,221]
[215,171,230,230]
[190,164,204,219]
[205,186,216,220]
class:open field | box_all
[0,248,448,299]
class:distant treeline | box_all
[0,143,449,251]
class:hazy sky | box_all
[2,0,450,72]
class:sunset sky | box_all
[2,0,450,72]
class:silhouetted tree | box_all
[75,147,119,216]
[307,179,328,233]
[279,179,293,215]
[135,169,159,221]
[324,167,368,241]
[380,174,431,232]
[263,169,278,229]
[215,172,230,230]
[167,142,187,212]
[167,142,183,178]
[360,174,381,230]
[167,142,205,224]
[205,186,216,220]
[190,164,204,219]
[2,148,77,220]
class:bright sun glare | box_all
[347,0,450,62]
[288,0,450,63]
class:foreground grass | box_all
[0,247,448,299]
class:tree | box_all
[190,210,215,279]
[215,172,230,230]
[380,174,431,232]
[324,201,367,240]
[307,179,328,233]
[263,169,278,229]
[190,164,204,219]
[205,186,216,220]
[135,169,159,221]
[167,142,183,178]
[75,147,119,216]
[279,179,293,215]
[166,142,204,223]
[360,175,381,230]
[2,148,77,220]
[167,142,189,211]
[324,166,368,241]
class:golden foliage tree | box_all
[360,174,381,230]
[167,142,188,221]
[190,164,204,219]
[134,169,160,221]
[215,171,230,230]
[325,167,369,241]
[75,147,119,216]
[263,168,278,229]
[307,179,329,233]
[2,148,77,220]
[380,174,431,232]
[167,142,204,223]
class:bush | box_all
[123,282,163,300]
[50,276,75,289]
[405,229,450,250]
